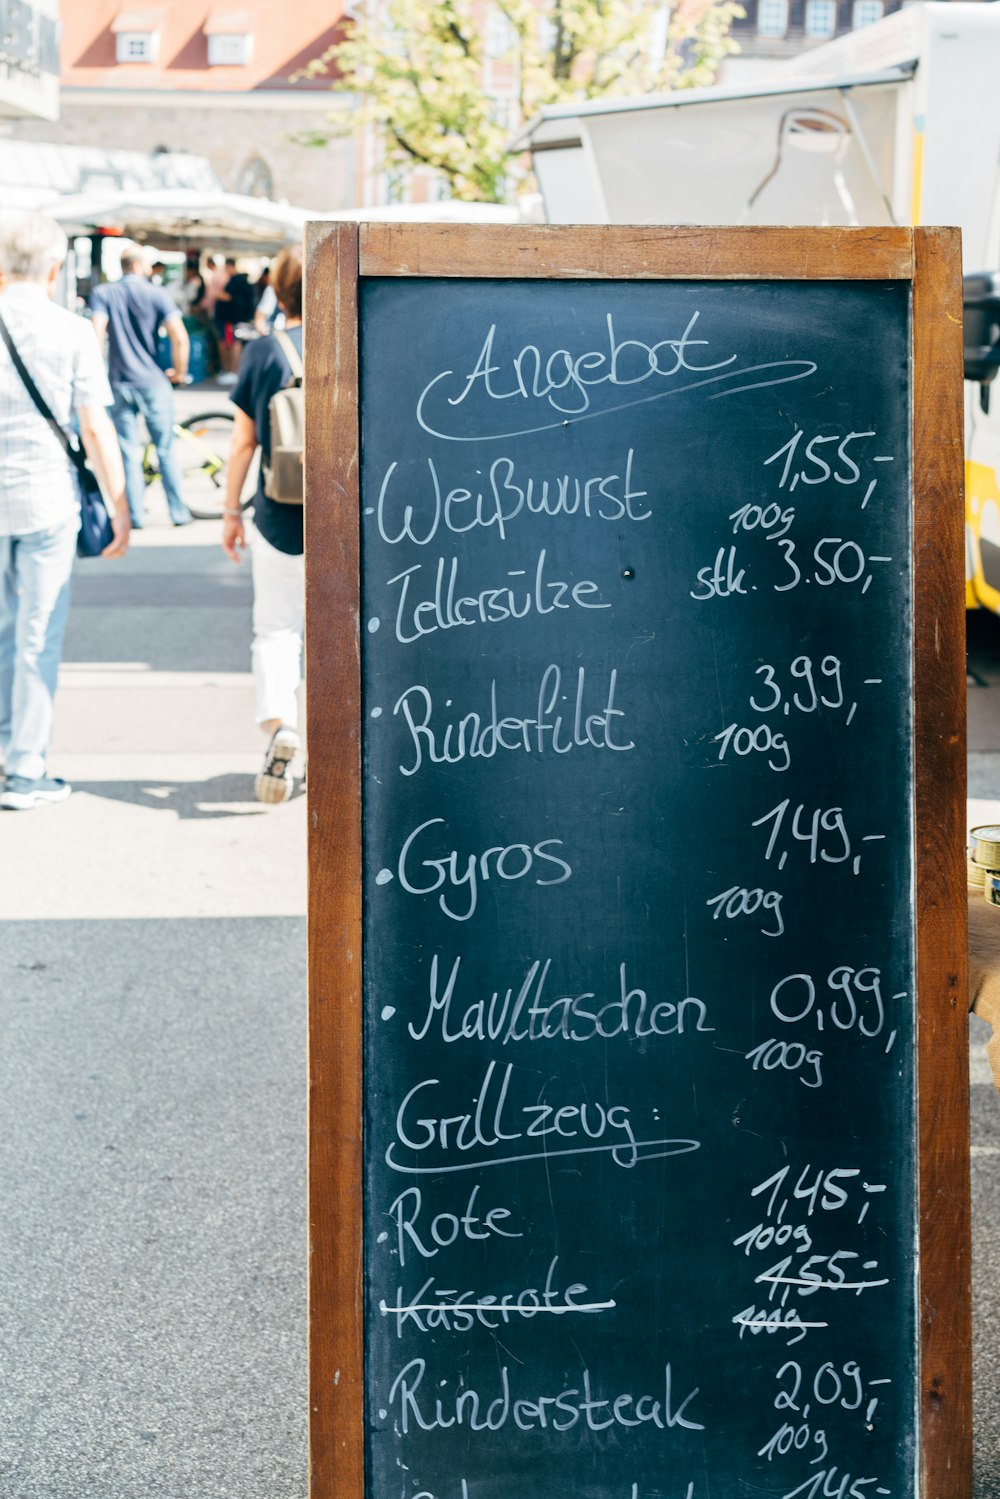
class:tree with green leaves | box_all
[299,0,744,203]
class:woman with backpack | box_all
[221,244,304,804]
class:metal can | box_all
[971,825,1000,868]
[969,858,990,889]
[987,872,1000,907]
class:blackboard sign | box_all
[305,226,970,1499]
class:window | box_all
[237,156,273,199]
[115,31,159,62]
[852,0,884,26]
[488,97,513,130]
[485,6,515,59]
[207,32,254,66]
[757,0,789,36]
[805,0,837,37]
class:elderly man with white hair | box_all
[0,212,129,811]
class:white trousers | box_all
[250,528,304,728]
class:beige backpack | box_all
[263,330,304,505]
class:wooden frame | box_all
[304,224,969,1499]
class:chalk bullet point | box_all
[378,1409,387,1420]
[364,507,374,515]
[376,868,393,886]
[371,706,383,718]
[368,617,381,633]
[377,1231,388,1243]
[381,1005,396,1021]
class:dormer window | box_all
[112,10,165,62]
[757,0,789,37]
[852,0,884,26]
[205,11,256,66]
[115,30,159,62]
[207,32,254,66]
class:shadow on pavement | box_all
[62,543,252,675]
[69,774,305,819]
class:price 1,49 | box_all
[751,799,886,875]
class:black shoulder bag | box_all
[0,309,114,558]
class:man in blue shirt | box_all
[90,245,193,527]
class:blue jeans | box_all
[0,517,78,782]
[111,380,192,526]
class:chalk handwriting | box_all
[690,545,747,600]
[386,1185,522,1268]
[764,427,893,515]
[732,1305,826,1347]
[768,968,886,1039]
[393,665,634,776]
[754,1250,889,1299]
[730,500,795,540]
[745,1038,824,1089]
[385,548,608,644]
[758,1416,829,1466]
[412,1483,695,1499]
[384,1358,704,1435]
[407,954,713,1044]
[773,1359,890,1424]
[378,1255,611,1334]
[751,800,887,875]
[780,1465,890,1498]
[751,1164,887,1224]
[416,312,816,441]
[712,720,790,773]
[375,448,651,546]
[384,1062,700,1174]
[749,655,877,727]
[706,885,785,938]
[388,817,572,922]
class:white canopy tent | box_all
[45,187,309,255]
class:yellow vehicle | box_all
[514,2,1000,609]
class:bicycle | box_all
[141,410,255,521]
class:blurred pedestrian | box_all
[221,245,303,804]
[254,269,280,335]
[172,264,205,316]
[202,254,229,320]
[213,256,249,380]
[0,212,129,811]
[89,242,193,528]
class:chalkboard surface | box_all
[357,275,915,1499]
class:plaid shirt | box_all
[0,282,112,537]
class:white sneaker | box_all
[255,725,299,804]
[1,774,72,811]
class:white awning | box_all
[45,188,307,253]
[510,65,916,152]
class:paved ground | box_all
[0,383,308,1497]
[1,393,999,1494]
[967,610,1000,1499]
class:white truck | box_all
[513,1,1000,611]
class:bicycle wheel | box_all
[176,410,254,521]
